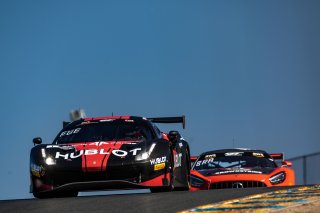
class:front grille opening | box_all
[211,181,267,189]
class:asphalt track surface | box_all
[0,187,294,213]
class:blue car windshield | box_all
[194,155,277,171]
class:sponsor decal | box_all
[195,158,215,167]
[174,153,182,167]
[31,170,41,178]
[31,165,45,177]
[225,152,243,156]
[47,142,137,148]
[85,142,137,145]
[154,163,166,171]
[150,157,166,165]
[54,148,142,159]
[215,170,263,175]
[87,142,110,146]
[46,145,60,148]
[205,154,216,159]
[97,119,114,123]
[59,128,81,137]
[253,152,264,158]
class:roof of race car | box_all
[84,116,146,121]
[63,115,186,129]
[62,116,149,129]
[82,115,186,127]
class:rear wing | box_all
[270,153,284,161]
[148,115,186,129]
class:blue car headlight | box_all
[269,172,286,185]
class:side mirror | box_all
[33,137,42,145]
[168,130,180,141]
[282,160,292,167]
[168,130,180,145]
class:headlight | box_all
[45,157,56,165]
[269,172,286,185]
[191,175,205,187]
[136,143,156,161]
[41,148,55,165]
[136,152,150,161]
[41,148,46,158]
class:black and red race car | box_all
[190,148,295,190]
[30,115,191,198]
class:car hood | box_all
[197,167,275,176]
[37,140,152,173]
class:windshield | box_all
[194,153,277,171]
[53,120,155,144]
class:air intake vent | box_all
[211,181,267,189]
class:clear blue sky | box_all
[0,0,319,200]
